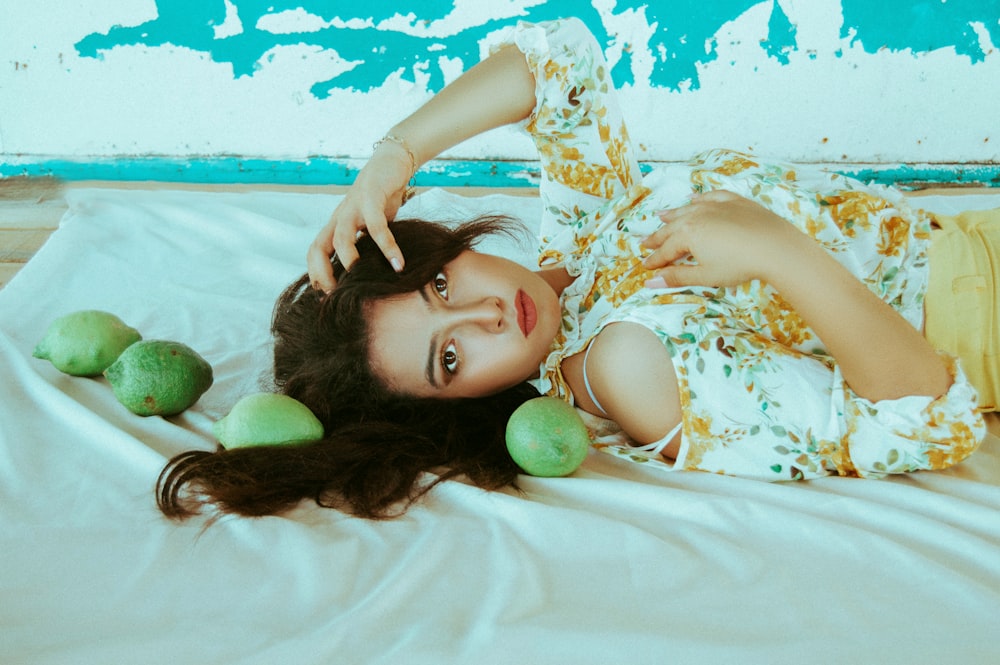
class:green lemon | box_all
[505,396,590,477]
[33,309,142,376]
[104,340,213,416]
[213,392,324,449]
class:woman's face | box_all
[367,250,562,399]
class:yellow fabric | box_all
[925,208,1000,411]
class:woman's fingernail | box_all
[645,276,667,289]
[390,257,403,272]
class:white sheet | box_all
[2,186,999,664]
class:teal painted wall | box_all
[70,1,999,92]
[1,1,998,185]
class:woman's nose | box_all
[453,297,504,332]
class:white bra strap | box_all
[632,421,683,456]
[581,338,610,417]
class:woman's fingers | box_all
[338,202,405,273]
[641,205,695,271]
[307,221,339,293]
[306,200,407,294]
[364,208,405,273]
[642,226,690,272]
[640,209,678,250]
[330,212,366,270]
[644,191,795,290]
[641,198,702,249]
[646,263,709,289]
[305,141,415,291]
[642,224,714,288]
[306,207,370,293]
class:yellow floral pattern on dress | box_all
[499,18,985,481]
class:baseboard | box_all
[2,156,998,189]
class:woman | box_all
[159,18,986,521]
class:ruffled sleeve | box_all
[490,18,650,259]
[835,354,985,477]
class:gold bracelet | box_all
[373,134,417,203]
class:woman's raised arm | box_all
[308,45,537,292]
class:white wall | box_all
[1,1,998,183]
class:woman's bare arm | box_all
[308,46,536,291]
[641,191,951,402]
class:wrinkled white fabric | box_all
[1,187,999,665]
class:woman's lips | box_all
[517,289,537,337]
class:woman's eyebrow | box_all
[425,334,439,388]
[419,285,440,388]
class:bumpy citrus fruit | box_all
[505,396,590,477]
[33,310,141,376]
[213,392,324,449]
[104,340,213,416]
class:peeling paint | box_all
[2,156,998,188]
[1,1,997,175]
[839,0,999,63]
[72,1,1000,92]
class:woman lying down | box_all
[158,18,989,520]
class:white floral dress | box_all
[495,18,985,480]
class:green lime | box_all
[33,309,142,376]
[505,396,590,477]
[213,392,324,448]
[104,340,213,416]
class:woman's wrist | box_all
[370,134,419,202]
[755,225,819,288]
[373,134,417,176]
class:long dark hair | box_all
[157,217,540,520]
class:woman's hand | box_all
[641,190,801,288]
[307,142,412,292]
[644,190,950,401]
[305,45,536,293]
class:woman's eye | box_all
[442,342,459,375]
[433,272,449,299]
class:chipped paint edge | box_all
[1,157,997,188]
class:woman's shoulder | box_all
[563,321,683,445]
